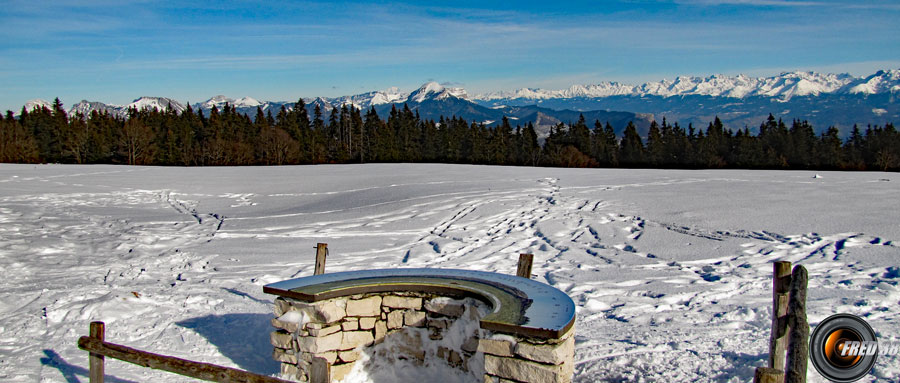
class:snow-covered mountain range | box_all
[475,69,900,102]
[13,70,898,136]
[17,82,467,119]
[61,97,186,118]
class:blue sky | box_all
[2,0,899,112]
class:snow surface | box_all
[0,164,898,382]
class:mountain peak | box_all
[203,95,232,109]
[235,96,261,107]
[408,82,468,103]
[128,97,185,113]
[409,82,446,103]
[23,99,53,112]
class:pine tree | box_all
[569,114,591,156]
[520,122,540,166]
[603,122,618,166]
[815,126,843,169]
[490,117,513,165]
[645,120,663,166]
[0,111,39,162]
[619,121,645,167]
[788,119,816,168]
[542,123,567,166]
[362,107,382,163]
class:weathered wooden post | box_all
[785,265,809,383]
[314,243,328,275]
[754,367,785,383]
[310,357,332,383]
[516,253,534,279]
[769,261,792,371]
[89,321,105,383]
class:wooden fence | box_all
[755,261,809,383]
[77,244,537,383]
[77,321,294,383]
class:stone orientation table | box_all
[264,268,576,382]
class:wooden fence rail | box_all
[77,321,293,383]
[78,246,548,383]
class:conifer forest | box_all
[1,99,898,171]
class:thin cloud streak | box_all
[676,0,823,6]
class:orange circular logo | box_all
[809,314,877,382]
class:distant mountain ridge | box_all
[14,69,898,137]
[474,69,900,101]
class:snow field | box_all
[0,164,897,382]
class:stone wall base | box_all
[271,292,574,383]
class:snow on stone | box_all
[342,299,488,383]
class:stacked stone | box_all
[480,325,576,383]
[270,292,575,383]
[271,293,477,382]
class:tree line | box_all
[1,98,898,171]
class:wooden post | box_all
[516,253,534,279]
[314,243,328,275]
[785,265,809,383]
[754,367,785,383]
[89,321,105,383]
[310,357,331,383]
[769,261,792,371]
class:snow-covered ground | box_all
[0,164,897,382]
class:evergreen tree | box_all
[788,120,816,168]
[569,114,591,156]
[490,117,513,165]
[733,128,764,168]
[619,122,645,166]
[519,122,540,166]
[843,125,865,169]
[816,126,843,169]
[362,107,382,163]
[645,120,663,166]
[0,111,39,162]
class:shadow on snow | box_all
[40,349,138,383]
[176,313,281,376]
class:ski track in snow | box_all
[0,164,897,383]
